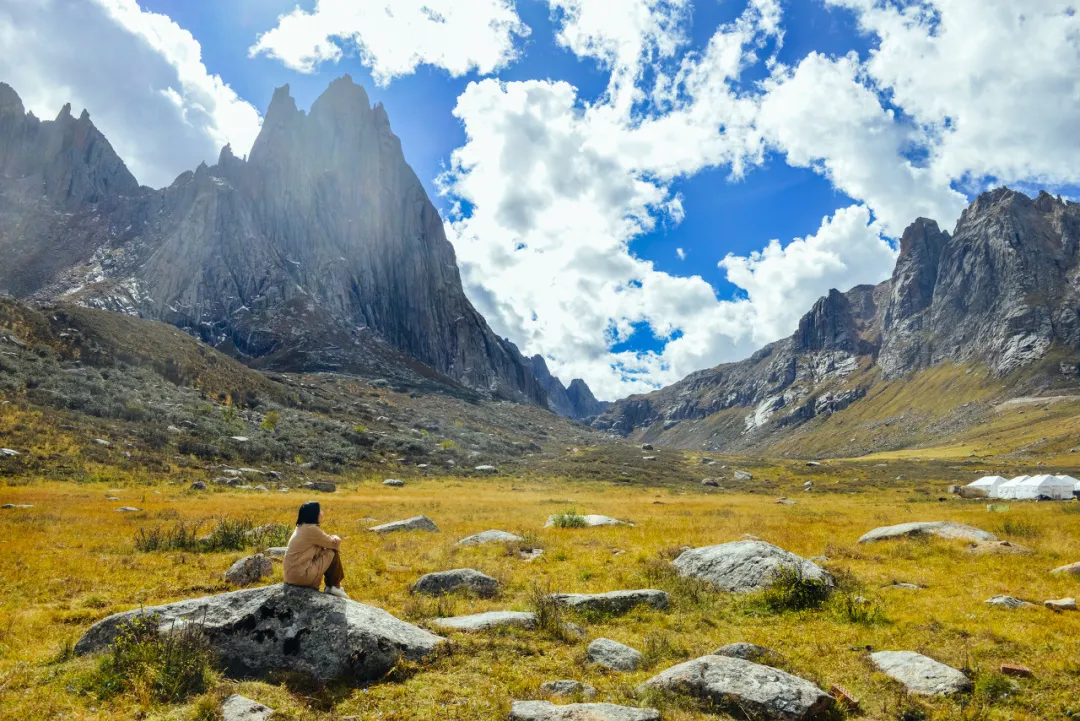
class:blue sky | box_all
[2,0,1078,398]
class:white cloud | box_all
[0,0,261,188]
[676,247,686,260]
[249,0,529,84]
[828,0,1080,188]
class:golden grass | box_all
[2,477,1080,720]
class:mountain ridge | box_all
[0,77,601,419]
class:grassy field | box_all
[1,474,1079,721]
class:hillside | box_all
[593,189,1080,456]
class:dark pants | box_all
[324,549,345,589]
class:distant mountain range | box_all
[0,76,604,421]
[592,188,1080,456]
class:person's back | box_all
[283,501,348,599]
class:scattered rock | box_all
[430,611,537,632]
[701,478,720,487]
[562,622,586,639]
[190,481,207,491]
[968,540,1032,555]
[734,470,753,481]
[520,548,545,561]
[222,694,274,721]
[870,651,971,696]
[510,701,658,721]
[884,582,922,590]
[544,514,630,528]
[673,540,832,593]
[642,456,656,461]
[1044,597,1077,611]
[1000,664,1033,678]
[550,589,669,615]
[806,461,821,467]
[369,516,440,534]
[985,595,1034,609]
[641,443,654,451]
[300,480,336,493]
[1050,562,1080,576]
[116,507,141,513]
[412,569,499,598]
[231,436,249,442]
[776,498,796,505]
[224,554,273,587]
[75,585,445,683]
[93,438,110,447]
[540,680,598,700]
[1,503,32,509]
[383,479,404,487]
[858,521,996,544]
[587,638,642,671]
[457,530,524,546]
[266,547,288,559]
[637,655,834,720]
[712,642,781,665]
[474,465,497,472]
[1,448,21,456]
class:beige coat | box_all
[283,524,339,588]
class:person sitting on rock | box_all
[283,501,349,599]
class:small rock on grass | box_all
[985,595,1034,609]
[430,611,537,632]
[369,515,439,533]
[190,481,206,490]
[1,503,32,509]
[1000,664,1033,678]
[225,554,273,587]
[541,680,598,700]
[870,651,971,696]
[383,479,404,487]
[266,547,288,559]
[550,589,669,615]
[457,530,524,546]
[587,638,642,671]
[1050,562,1080,576]
[510,701,658,721]
[116,507,141,512]
[1044,598,1077,611]
[222,694,274,721]
[712,642,782,666]
[412,568,499,598]
[858,521,995,544]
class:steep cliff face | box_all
[525,352,610,420]
[0,78,553,404]
[592,189,1080,452]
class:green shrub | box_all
[549,510,588,528]
[134,519,202,552]
[756,566,832,613]
[527,583,572,642]
[81,613,214,703]
[260,411,280,431]
[439,439,455,450]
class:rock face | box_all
[672,541,833,593]
[586,638,642,671]
[74,584,444,682]
[412,568,499,598]
[509,701,659,721]
[369,515,439,533]
[224,554,273,587]
[430,611,537,632]
[457,530,523,546]
[590,188,1080,454]
[638,655,834,721]
[870,651,971,696]
[0,78,561,405]
[550,590,669,615]
[857,522,996,544]
[222,694,274,721]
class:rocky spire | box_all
[883,218,949,331]
[794,289,859,353]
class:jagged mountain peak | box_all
[0,82,24,116]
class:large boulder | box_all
[870,651,971,696]
[430,611,537,632]
[857,522,996,544]
[458,530,524,546]
[587,638,642,671]
[672,541,832,593]
[74,584,444,683]
[224,554,273,587]
[222,694,273,721]
[412,568,499,598]
[550,590,669,615]
[369,515,440,534]
[510,701,659,721]
[637,655,833,721]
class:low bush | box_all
[134,519,202,552]
[549,510,587,528]
[755,566,832,613]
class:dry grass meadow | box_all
[2,473,1080,721]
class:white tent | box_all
[965,475,1008,497]
[996,476,1030,499]
[1014,474,1075,500]
[1056,475,1080,497]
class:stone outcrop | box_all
[672,541,832,593]
[870,651,971,696]
[586,638,642,671]
[74,584,444,683]
[412,568,499,598]
[509,701,659,721]
[224,554,273,587]
[430,611,536,632]
[457,530,523,546]
[549,589,669,615]
[638,655,834,720]
[369,515,439,533]
[222,694,274,721]
[857,522,996,544]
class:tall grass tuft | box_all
[549,509,587,528]
[993,518,1041,539]
[80,613,215,704]
[527,583,572,642]
[134,519,202,552]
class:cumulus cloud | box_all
[676,247,686,260]
[0,0,261,188]
[249,0,529,83]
